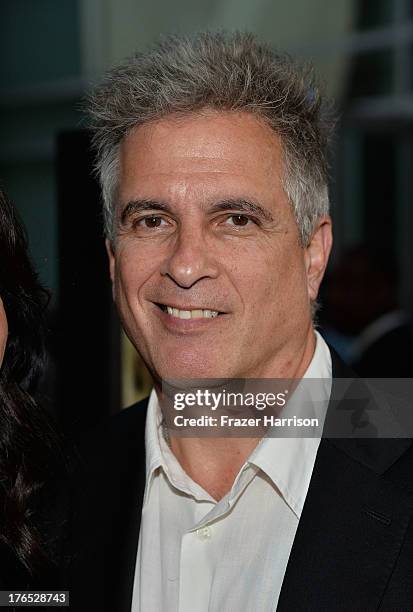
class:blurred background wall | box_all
[1,0,412,429]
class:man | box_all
[68,33,413,611]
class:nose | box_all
[160,224,219,288]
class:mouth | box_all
[155,303,223,320]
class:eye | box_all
[226,214,251,227]
[136,215,167,228]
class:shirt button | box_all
[196,526,212,541]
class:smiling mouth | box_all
[156,303,222,319]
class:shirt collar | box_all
[145,389,216,504]
[144,391,164,501]
[143,330,332,515]
[247,331,332,517]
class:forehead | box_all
[118,111,286,204]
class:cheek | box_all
[237,241,307,312]
[114,262,141,316]
[114,244,150,294]
[113,246,160,316]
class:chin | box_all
[155,354,231,382]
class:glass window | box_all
[357,0,394,31]
[349,50,394,97]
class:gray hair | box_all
[87,31,333,245]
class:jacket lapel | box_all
[277,351,413,611]
[106,401,148,612]
[68,400,148,611]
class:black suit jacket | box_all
[67,353,413,611]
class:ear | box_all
[304,216,333,301]
[105,238,116,300]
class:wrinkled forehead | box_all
[117,110,287,204]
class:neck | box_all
[159,328,317,500]
[169,436,260,501]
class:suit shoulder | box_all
[98,397,149,448]
[74,397,149,465]
[111,397,149,430]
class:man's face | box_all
[108,111,331,381]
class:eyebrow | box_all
[120,200,173,225]
[209,199,275,223]
[120,197,275,225]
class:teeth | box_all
[164,306,219,319]
[204,310,219,318]
[191,309,203,318]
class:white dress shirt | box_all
[132,331,332,611]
